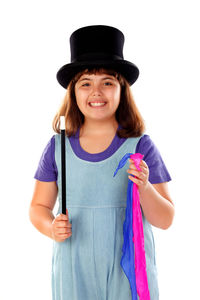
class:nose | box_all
[91,83,102,96]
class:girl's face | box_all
[74,73,121,123]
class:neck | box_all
[80,118,119,137]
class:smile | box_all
[89,102,107,107]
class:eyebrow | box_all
[79,76,116,82]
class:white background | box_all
[0,0,199,299]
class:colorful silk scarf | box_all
[113,153,150,300]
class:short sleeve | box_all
[34,135,58,182]
[136,135,172,184]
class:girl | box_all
[29,25,174,300]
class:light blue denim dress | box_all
[52,134,159,300]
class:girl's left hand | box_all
[127,159,150,192]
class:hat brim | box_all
[56,60,139,89]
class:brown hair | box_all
[53,68,145,138]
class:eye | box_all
[104,81,113,86]
[82,82,90,87]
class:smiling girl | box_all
[74,72,121,153]
[29,25,174,300]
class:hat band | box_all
[71,52,123,63]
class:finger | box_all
[57,227,72,234]
[59,232,72,237]
[128,159,137,168]
[57,232,72,240]
[140,166,147,172]
[55,220,72,228]
[128,175,143,185]
[128,160,140,171]
[56,213,69,221]
[127,168,142,178]
[57,233,72,241]
[129,163,137,170]
[140,160,148,169]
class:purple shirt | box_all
[34,130,171,184]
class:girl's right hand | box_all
[51,209,72,242]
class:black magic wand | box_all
[60,116,66,215]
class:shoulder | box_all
[136,134,172,184]
[47,134,56,151]
[34,135,57,182]
[136,134,160,160]
[136,134,154,151]
[40,135,56,162]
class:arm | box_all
[127,159,175,230]
[29,180,72,241]
[139,182,175,230]
[29,180,58,239]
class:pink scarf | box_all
[131,153,150,299]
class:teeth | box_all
[89,102,106,107]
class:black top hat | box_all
[56,25,139,88]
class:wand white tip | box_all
[60,116,65,130]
